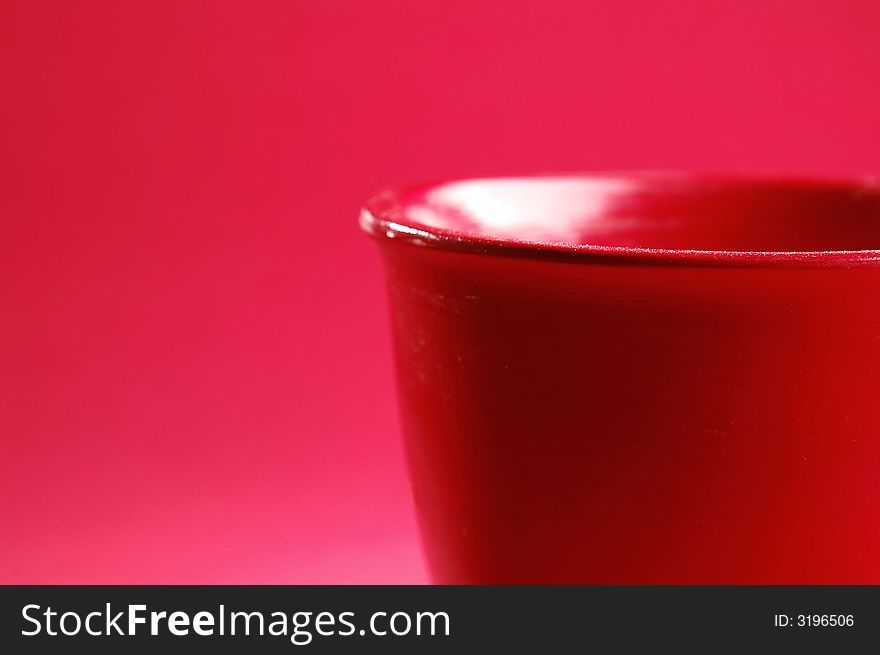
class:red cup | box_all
[361,173,880,583]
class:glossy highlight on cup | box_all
[362,173,880,584]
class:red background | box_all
[2,0,879,583]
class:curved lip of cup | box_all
[360,171,880,268]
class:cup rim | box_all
[360,171,880,268]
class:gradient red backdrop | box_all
[2,0,879,583]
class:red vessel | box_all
[362,173,880,583]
